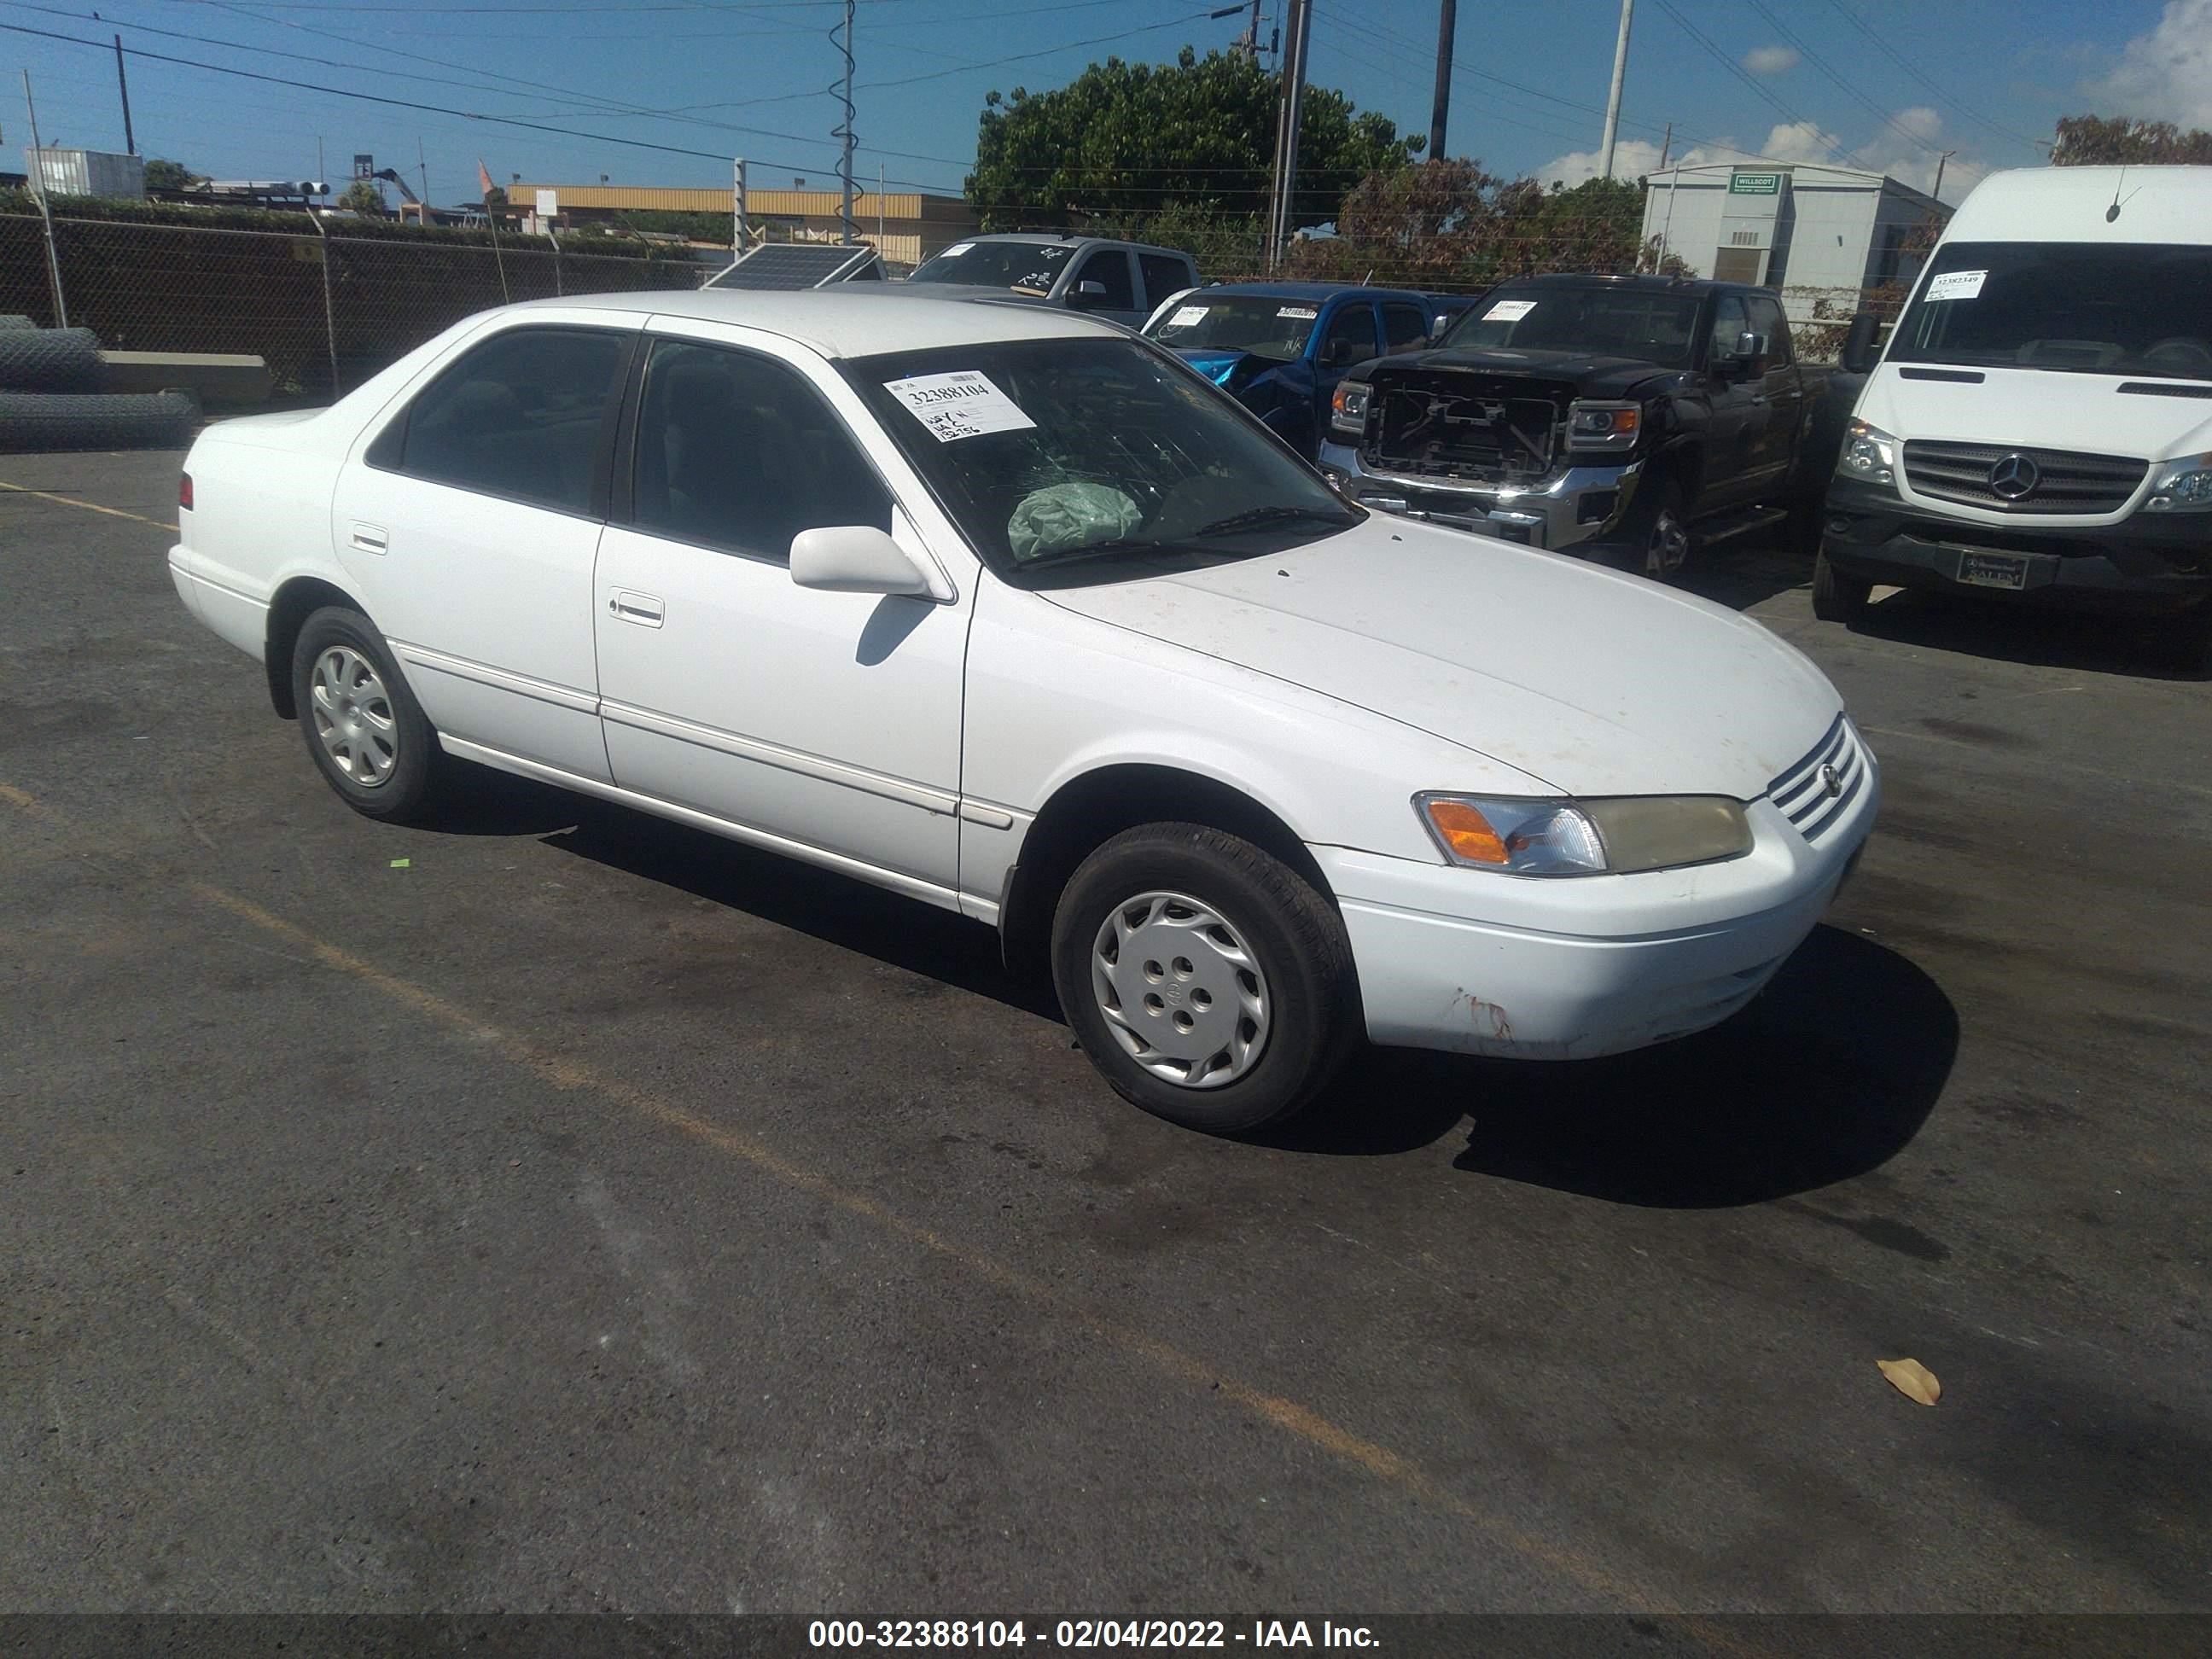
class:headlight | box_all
[1837,419,1900,488]
[1330,380,1371,438]
[2145,452,2212,511]
[1567,400,1640,451]
[1417,793,1752,877]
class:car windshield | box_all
[1440,285,1703,368]
[906,241,1075,295]
[1889,240,2212,382]
[1145,295,1323,359]
[843,337,1361,580]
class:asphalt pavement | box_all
[2,450,2207,1619]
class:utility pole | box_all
[1244,0,1260,55]
[22,72,67,328]
[1427,0,1456,163]
[835,0,857,244]
[1657,120,1673,172]
[1266,0,1312,266]
[733,157,748,253]
[877,161,886,248]
[417,137,428,209]
[112,36,135,155]
[1598,0,1635,182]
[1931,149,1955,201]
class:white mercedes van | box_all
[1816,166,2212,658]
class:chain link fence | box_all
[0,213,708,401]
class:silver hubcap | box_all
[310,645,399,789]
[1091,891,1270,1090]
[1645,509,1690,579]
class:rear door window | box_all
[1138,253,1193,311]
[379,327,630,515]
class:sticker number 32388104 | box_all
[882,370,1039,443]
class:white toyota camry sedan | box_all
[169,289,1877,1133]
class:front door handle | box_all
[608,589,664,627]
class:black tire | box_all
[1050,823,1360,1134]
[290,606,445,824]
[1811,548,1872,623]
[1592,475,1691,580]
[0,388,201,453]
[0,327,105,393]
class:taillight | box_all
[179,472,194,512]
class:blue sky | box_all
[3,0,2203,207]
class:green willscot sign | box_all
[1729,171,1784,195]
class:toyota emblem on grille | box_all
[1819,762,1843,798]
[1988,452,2040,500]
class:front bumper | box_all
[1822,475,2212,615]
[1311,763,1877,1061]
[1318,438,1639,550]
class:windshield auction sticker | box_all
[1276,306,1318,320]
[1924,270,1988,302]
[1483,299,1538,322]
[1169,305,1209,327]
[939,242,974,259]
[883,371,1039,443]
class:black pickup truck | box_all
[1316,273,1855,579]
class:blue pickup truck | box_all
[1140,282,1436,459]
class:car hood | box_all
[1855,364,2212,461]
[1172,347,1304,391]
[1039,517,1841,800]
[1382,346,1678,399]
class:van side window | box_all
[380,327,629,515]
[631,339,891,562]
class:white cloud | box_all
[1846,108,1988,201]
[2086,0,2212,128]
[1758,120,1845,163]
[1535,108,1987,203]
[1743,45,1800,76]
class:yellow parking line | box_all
[3,778,1738,1625]
[0,479,179,533]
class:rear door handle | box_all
[350,522,387,554]
[608,589,664,627]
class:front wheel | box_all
[1594,477,1690,581]
[291,605,444,824]
[1050,824,1360,1134]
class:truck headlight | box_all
[1837,419,1900,488]
[2145,453,2212,511]
[1567,400,1640,451]
[1418,794,1752,876]
[1330,381,1371,438]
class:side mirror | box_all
[1069,279,1112,310]
[1321,337,1361,368]
[789,526,938,598]
[1840,310,1879,375]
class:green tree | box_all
[966,46,1418,232]
[142,157,201,192]
[2052,115,2212,165]
[338,178,386,215]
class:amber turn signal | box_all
[1423,798,1510,864]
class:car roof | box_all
[1185,282,1429,303]
[493,286,1119,359]
[1497,272,1732,295]
[954,232,1183,254]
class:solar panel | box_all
[707,243,884,290]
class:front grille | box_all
[1901,440,2147,515]
[1767,717,1870,844]
[1365,372,1572,482]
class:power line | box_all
[1649,0,1838,154]
[1813,0,2041,150]
[1737,0,1940,156]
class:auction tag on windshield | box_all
[1924,269,1987,302]
[940,242,974,258]
[1483,299,1538,322]
[1277,306,1318,319]
[1169,305,1209,327]
[882,370,1037,443]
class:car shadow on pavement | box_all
[1673,544,1815,614]
[536,803,1065,1022]
[1272,927,1958,1208]
[426,767,598,836]
[1848,589,2209,681]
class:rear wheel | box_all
[291,606,444,824]
[1050,824,1359,1134]
[1811,549,1872,624]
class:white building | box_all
[1640,161,1947,327]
